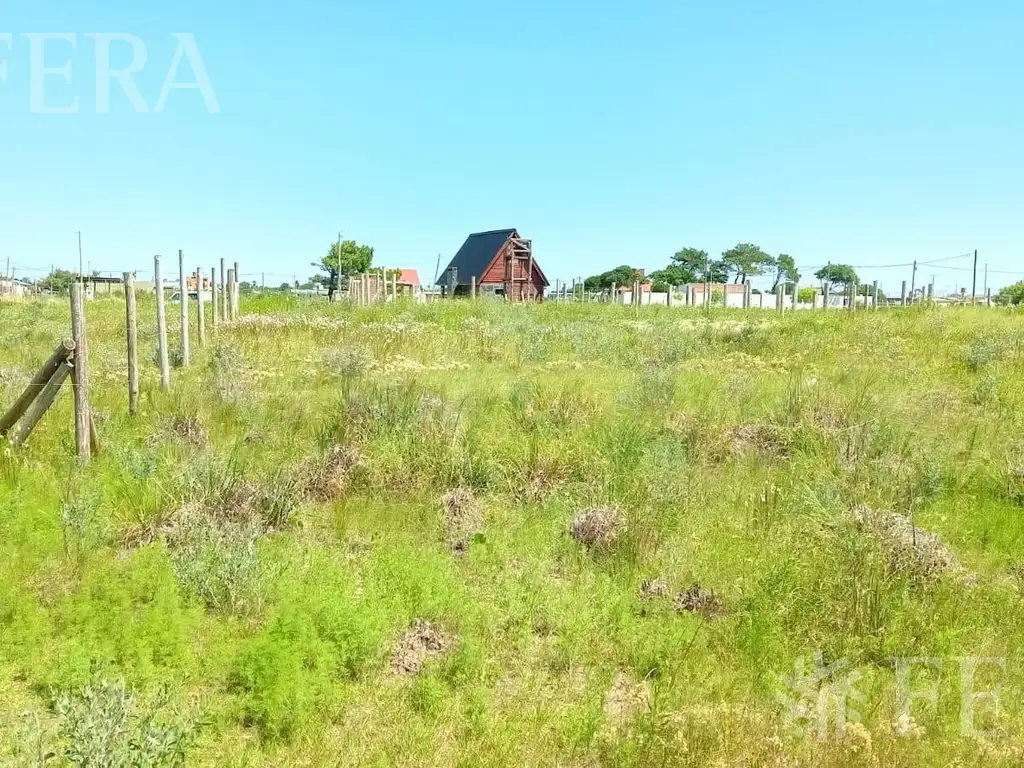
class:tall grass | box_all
[2,294,1024,765]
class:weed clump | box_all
[392,618,456,676]
[637,578,669,600]
[298,444,363,502]
[52,678,196,767]
[674,583,725,620]
[441,488,484,555]
[852,505,972,584]
[570,506,625,552]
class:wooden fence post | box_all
[901,280,908,306]
[823,282,830,310]
[70,283,91,462]
[196,269,206,345]
[471,275,476,300]
[155,255,170,391]
[873,280,879,311]
[226,269,235,321]
[849,282,857,312]
[179,249,190,367]
[123,272,139,414]
[0,339,75,437]
[220,258,227,322]
[233,261,241,317]
[210,267,218,330]
[10,361,73,447]
[775,284,784,312]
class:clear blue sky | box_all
[1,0,1022,294]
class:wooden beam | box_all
[0,339,75,437]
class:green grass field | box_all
[2,295,1024,766]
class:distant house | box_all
[437,229,549,301]
[0,279,33,299]
[396,269,422,296]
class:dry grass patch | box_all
[441,488,484,555]
[391,619,456,676]
[570,506,625,553]
[674,583,725,620]
[298,445,363,502]
[637,578,669,600]
[851,505,973,584]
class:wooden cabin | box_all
[437,229,549,301]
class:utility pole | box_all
[983,263,988,299]
[77,231,83,284]
[971,249,978,305]
[910,260,917,305]
[336,231,343,301]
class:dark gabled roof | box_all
[436,229,517,286]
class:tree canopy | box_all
[997,281,1024,306]
[315,239,374,286]
[670,248,728,284]
[771,254,800,290]
[814,264,859,288]
[584,265,644,290]
[39,269,76,295]
[721,243,773,284]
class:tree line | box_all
[584,244,863,294]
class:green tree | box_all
[315,239,374,297]
[39,269,76,295]
[770,254,800,291]
[997,281,1024,306]
[721,243,772,283]
[648,265,692,290]
[584,265,644,290]
[797,287,818,304]
[671,247,728,283]
[814,264,859,289]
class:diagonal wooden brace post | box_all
[0,339,75,438]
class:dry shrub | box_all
[674,583,725,620]
[441,488,484,555]
[852,505,973,584]
[570,506,625,552]
[392,618,456,676]
[637,578,669,600]
[299,445,363,502]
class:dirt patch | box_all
[441,488,484,555]
[852,505,973,584]
[675,583,725,620]
[299,445,363,502]
[570,506,625,552]
[637,578,670,600]
[392,618,456,676]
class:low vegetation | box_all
[2,295,1024,765]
